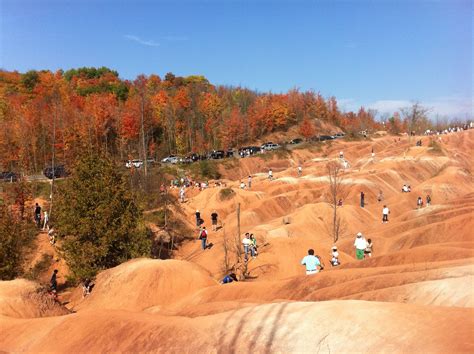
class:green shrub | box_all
[54,153,151,281]
[428,138,443,154]
[198,160,221,180]
[219,188,235,201]
[25,253,53,280]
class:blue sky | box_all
[1,0,472,118]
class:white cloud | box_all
[124,35,159,47]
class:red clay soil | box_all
[1,130,473,353]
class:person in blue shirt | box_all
[301,249,321,275]
[221,273,238,284]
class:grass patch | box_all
[25,253,53,280]
[144,209,166,227]
[219,188,235,201]
[428,138,443,154]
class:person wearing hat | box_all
[354,232,367,260]
[330,246,340,266]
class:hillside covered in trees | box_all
[0,67,399,172]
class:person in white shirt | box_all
[240,181,246,189]
[382,205,390,223]
[301,249,321,275]
[330,246,340,266]
[298,165,302,177]
[354,232,367,260]
[242,233,252,261]
[268,169,273,181]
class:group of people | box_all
[34,203,49,230]
[242,233,258,260]
[239,175,253,189]
[196,210,221,250]
[417,195,431,209]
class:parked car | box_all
[161,155,179,164]
[225,149,234,158]
[289,138,303,144]
[0,171,18,182]
[125,159,144,168]
[186,153,201,162]
[317,135,336,141]
[262,143,280,150]
[179,157,193,164]
[43,165,68,179]
[334,132,345,138]
[209,150,225,159]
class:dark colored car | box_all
[289,138,303,144]
[187,153,201,162]
[209,150,225,159]
[334,132,345,138]
[225,149,234,158]
[43,165,68,179]
[318,135,336,141]
[0,171,18,182]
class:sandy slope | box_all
[1,130,473,353]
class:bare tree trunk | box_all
[140,97,148,176]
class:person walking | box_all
[417,197,423,209]
[195,210,201,227]
[300,249,321,275]
[50,269,58,298]
[198,227,208,250]
[298,165,302,177]
[360,191,365,208]
[268,169,273,181]
[242,233,252,261]
[354,232,367,260]
[42,210,49,230]
[426,194,431,207]
[34,203,42,228]
[382,205,390,224]
[248,175,252,189]
[179,187,185,203]
[365,239,373,258]
[211,210,218,231]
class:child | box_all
[330,246,340,266]
[364,239,373,258]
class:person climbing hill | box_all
[221,273,238,284]
[354,232,367,260]
[382,205,390,224]
[198,227,208,250]
[211,210,218,231]
[300,249,321,275]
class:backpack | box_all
[200,230,207,239]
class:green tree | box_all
[54,153,151,280]
[0,204,35,280]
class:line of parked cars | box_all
[0,171,19,182]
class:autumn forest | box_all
[0,67,404,172]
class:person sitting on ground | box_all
[198,226,208,250]
[48,226,56,245]
[211,210,218,231]
[354,232,367,260]
[339,151,344,159]
[249,234,258,258]
[240,181,246,189]
[382,205,390,224]
[50,269,58,295]
[402,184,409,193]
[34,203,42,228]
[337,199,343,207]
[82,279,93,298]
[417,196,423,209]
[330,246,340,266]
[300,249,321,275]
[426,194,431,206]
[221,273,238,284]
[365,239,373,258]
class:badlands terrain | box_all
[1,130,473,353]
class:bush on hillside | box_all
[198,160,221,180]
[219,188,235,201]
[0,204,36,280]
[54,154,151,281]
